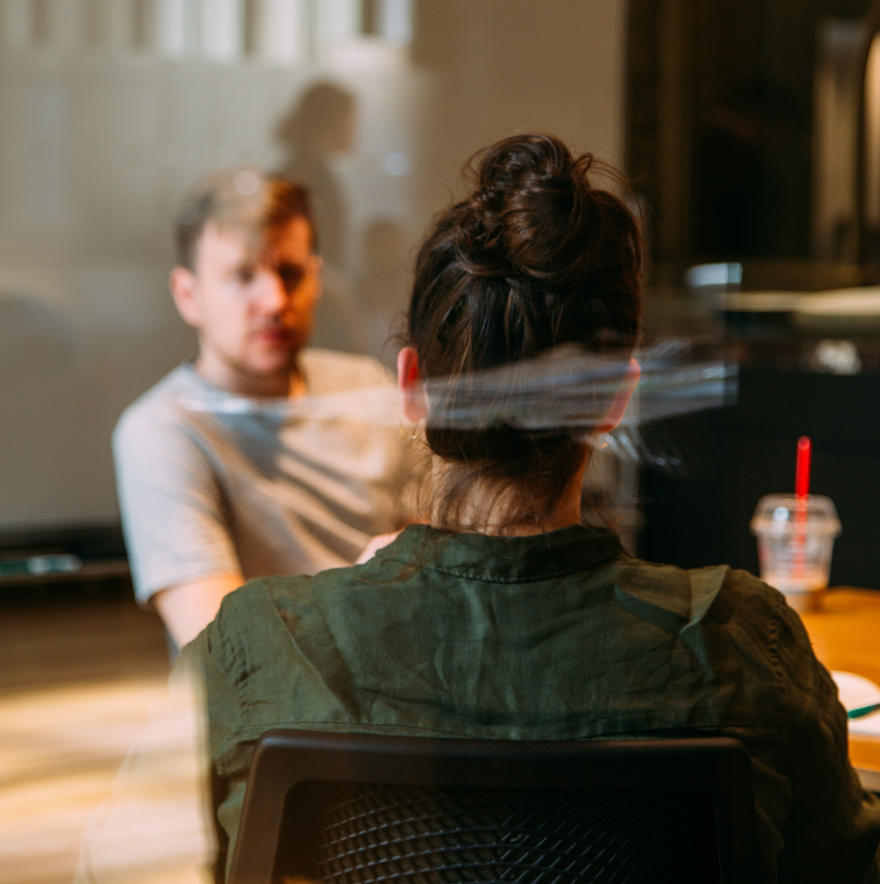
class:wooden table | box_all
[799,588,880,776]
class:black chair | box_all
[227,729,759,884]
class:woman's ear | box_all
[397,346,428,423]
[599,357,641,433]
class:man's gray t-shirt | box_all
[113,349,420,605]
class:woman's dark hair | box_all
[405,133,643,530]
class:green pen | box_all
[848,702,880,719]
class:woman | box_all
[180,134,880,882]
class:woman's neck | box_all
[429,455,587,537]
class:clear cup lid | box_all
[750,494,841,536]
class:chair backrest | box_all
[228,729,759,884]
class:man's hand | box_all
[152,573,244,650]
[355,530,404,564]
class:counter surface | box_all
[799,588,880,774]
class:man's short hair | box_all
[174,167,314,270]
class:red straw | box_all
[795,436,812,499]
[793,436,811,578]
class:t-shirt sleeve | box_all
[770,592,880,882]
[112,403,240,605]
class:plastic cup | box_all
[750,494,841,611]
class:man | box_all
[113,168,417,649]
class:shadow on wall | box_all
[0,294,75,380]
[355,216,412,369]
[275,81,366,355]
[0,295,77,527]
[275,80,357,271]
[0,281,194,530]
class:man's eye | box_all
[278,265,306,290]
[234,267,256,284]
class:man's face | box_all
[171,216,320,395]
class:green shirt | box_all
[179,523,880,882]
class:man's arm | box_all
[112,395,245,641]
[355,529,406,564]
[153,573,244,650]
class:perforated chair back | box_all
[228,730,759,884]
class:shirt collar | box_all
[374,523,624,584]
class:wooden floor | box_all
[0,584,172,884]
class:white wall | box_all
[0,0,627,531]
[412,0,627,209]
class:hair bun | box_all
[476,133,578,198]
[463,134,596,281]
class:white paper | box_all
[831,671,880,738]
